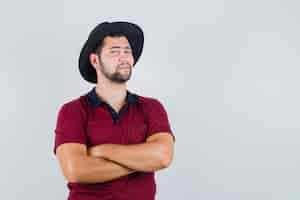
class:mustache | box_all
[117,63,131,68]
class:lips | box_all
[118,65,131,70]
[119,67,130,70]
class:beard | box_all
[109,66,132,83]
[99,59,132,83]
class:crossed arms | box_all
[55,132,174,184]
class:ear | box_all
[89,53,98,69]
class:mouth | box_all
[118,65,131,71]
[119,67,130,71]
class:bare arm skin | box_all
[88,133,175,172]
[55,143,135,184]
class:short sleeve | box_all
[53,100,87,154]
[145,99,175,142]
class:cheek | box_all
[129,55,134,65]
[102,58,118,67]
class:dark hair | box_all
[94,32,128,55]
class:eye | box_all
[110,50,120,54]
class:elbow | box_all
[63,161,82,182]
[65,170,79,182]
[160,156,172,169]
[158,151,173,169]
[143,153,172,172]
[154,145,174,170]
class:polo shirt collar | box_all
[87,87,138,107]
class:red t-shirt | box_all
[54,88,175,200]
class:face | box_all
[93,36,134,84]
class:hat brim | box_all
[79,21,144,83]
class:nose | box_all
[118,50,132,62]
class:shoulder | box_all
[57,95,88,118]
[136,94,167,112]
[137,94,161,105]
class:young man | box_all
[54,21,175,200]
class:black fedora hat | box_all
[79,21,144,83]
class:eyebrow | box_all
[109,46,131,50]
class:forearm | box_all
[70,156,135,184]
[90,142,168,172]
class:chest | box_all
[85,106,148,146]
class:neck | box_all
[94,80,127,109]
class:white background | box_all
[1,0,300,199]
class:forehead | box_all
[102,36,131,48]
